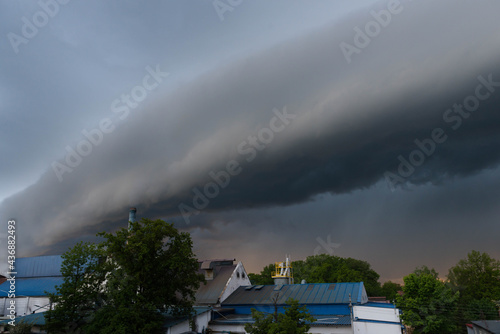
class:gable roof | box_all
[222,282,367,306]
[472,320,500,334]
[196,264,236,305]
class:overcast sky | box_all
[2,0,500,282]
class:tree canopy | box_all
[46,218,204,334]
[249,254,382,296]
[248,263,276,285]
[397,268,459,333]
[448,250,500,303]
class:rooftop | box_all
[222,282,368,306]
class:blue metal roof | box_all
[222,282,367,306]
[0,277,64,297]
[15,256,63,278]
[0,311,47,326]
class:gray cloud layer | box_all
[2,0,500,279]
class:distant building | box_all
[0,255,63,318]
[467,320,500,334]
[196,258,251,306]
[209,282,403,334]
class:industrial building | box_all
[0,255,63,317]
[209,282,402,334]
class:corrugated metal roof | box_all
[222,282,367,306]
[195,265,235,305]
[0,277,64,297]
[0,311,47,325]
[15,256,63,278]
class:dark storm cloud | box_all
[1,0,500,267]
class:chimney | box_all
[128,207,137,230]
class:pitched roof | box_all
[222,282,367,306]
[472,320,500,334]
[196,265,235,304]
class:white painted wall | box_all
[352,305,402,334]
[209,323,352,334]
[0,296,51,317]
[219,261,251,303]
[353,305,400,323]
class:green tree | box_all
[447,251,500,331]
[293,254,382,296]
[244,298,315,334]
[397,269,459,333]
[248,264,276,285]
[46,218,204,334]
[45,241,109,333]
[448,250,500,303]
[381,281,402,302]
[414,265,439,279]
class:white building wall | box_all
[219,261,251,303]
[209,323,352,334]
[352,305,402,334]
[353,305,400,323]
[0,297,51,316]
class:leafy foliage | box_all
[46,218,204,334]
[45,241,109,333]
[397,269,459,334]
[248,264,276,285]
[293,254,382,296]
[447,251,500,331]
[448,250,500,303]
[381,281,402,302]
[244,298,315,334]
[249,254,382,295]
